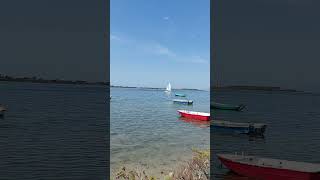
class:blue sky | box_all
[110,0,210,90]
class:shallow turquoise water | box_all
[110,87,210,175]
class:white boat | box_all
[165,82,171,92]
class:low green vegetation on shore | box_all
[113,149,210,180]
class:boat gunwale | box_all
[177,110,210,117]
[213,120,267,128]
[217,153,320,173]
[172,99,193,103]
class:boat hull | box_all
[175,93,186,97]
[178,111,210,121]
[212,124,251,134]
[173,99,193,105]
[212,120,266,136]
[218,155,320,180]
[211,102,245,111]
[179,117,210,128]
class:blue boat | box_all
[172,99,193,105]
[212,120,266,136]
[175,93,186,97]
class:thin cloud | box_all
[110,34,121,41]
[153,44,176,57]
[163,16,170,20]
[139,42,177,58]
[189,56,209,64]
[110,34,207,64]
[149,43,208,65]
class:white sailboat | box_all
[165,82,172,92]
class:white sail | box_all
[165,82,172,92]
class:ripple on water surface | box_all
[212,90,320,179]
[110,87,210,176]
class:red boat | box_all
[177,110,210,121]
[179,117,210,128]
[217,153,320,180]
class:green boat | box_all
[175,93,186,97]
[211,102,245,111]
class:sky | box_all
[2,0,317,91]
[110,0,210,90]
[213,0,320,92]
[0,0,107,82]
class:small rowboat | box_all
[217,153,320,180]
[173,99,193,105]
[175,93,186,97]
[177,110,210,121]
[211,102,245,111]
[212,120,267,136]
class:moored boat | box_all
[179,117,210,128]
[217,153,320,180]
[175,93,186,97]
[211,102,245,111]
[173,99,193,105]
[212,120,267,136]
[177,110,210,121]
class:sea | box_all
[0,82,108,180]
[212,89,320,179]
[110,87,210,177]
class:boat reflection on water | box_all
[0,105,7,119]
[178,117,210,128]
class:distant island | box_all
[111,85,205,91]
[1,74,304,93]
[0,74,109,86]
[0,74,204,91]
[212,85,303,92]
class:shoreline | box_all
[112,149,209,180]
[111,85,207,91]
[0,79,109,86]
[211,85,308,93]
[0,81,206,91]
[1,76,309,93]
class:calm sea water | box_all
[212,90,320,179]
[110,87,210,176]
[0,82,107,180]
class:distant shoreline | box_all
[0,75,307,93]
[212,85,304,93]
[0,76,204,91]
[0,78,205,91]
[111,85,206,91]
[0,75,109,86]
